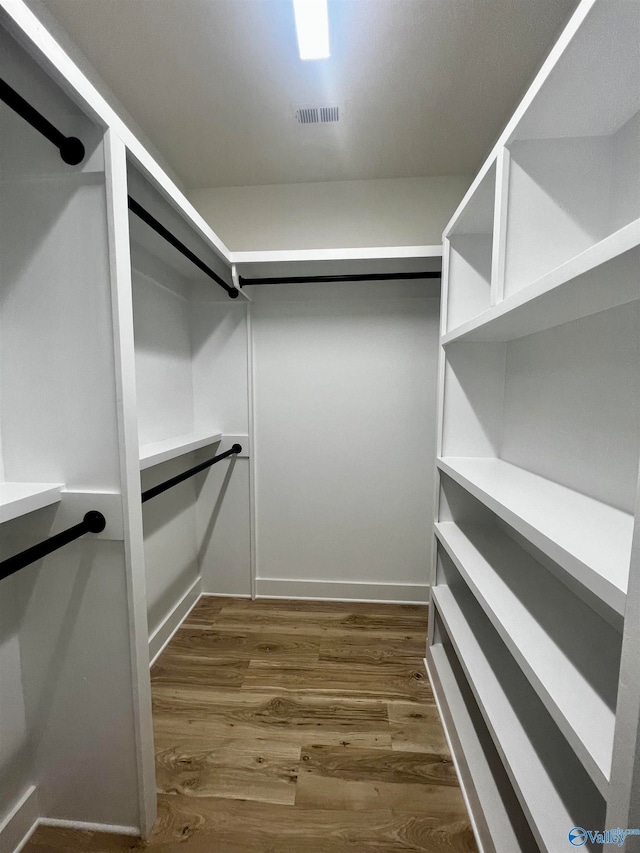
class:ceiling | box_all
[39,0,580,189]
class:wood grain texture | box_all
[181,596,230,628]
[155,736,300,804]
[295,771,467,814]
[298,744,459,787]
[25,598,476,853]
[319,634,426,665]
[152,689,393,748]
[243,660,433,702]
[26,796,477,853]
[164,629,251,658]
[388,701,450,754]
[150,653,249,687]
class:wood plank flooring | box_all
[25,597,477,853]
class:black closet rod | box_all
[0,511,106,582]
[128,197,238,299]
[141,444,242,504]
[0,77,85,165]
[238,270,441,286]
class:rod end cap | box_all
[231,444,242,454]
[60,136,85,165]
[84,510,106,533]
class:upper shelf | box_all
[443,223,640,344]
[234,249,442,297]
[0,481,64,524]
[437,457,633,617]
[139,431,222,470]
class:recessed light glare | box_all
[293,0,330,60]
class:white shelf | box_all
[438,457,633,616]
[432,584,604,853]
[0,481,64,524]
[139,431,222,470]
[443,221,640,344]
[445,161,496,333]
[427,644,537,852]
[435,521,618,794]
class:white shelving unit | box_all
[442,224,639,345]
[430,0,640,849]
[427,641,537,853]
[432,585,604,852]
[0,12,157,842]
[435,520,618,793]
[127,161,252,643]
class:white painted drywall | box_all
[191,299,252,597]
[502,301,640,514]
[189,176,469,252]
[133,267,253,618]
[197,455,252,597]
[131,253,200,638]
[249,280,440,601]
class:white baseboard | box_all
[424,652,486,853]
[37,818,139,836]
[255,578,429,604]
[149,576,202,666]
[199,592,251,598]
[0,785,140,853]
[0,787,39,853]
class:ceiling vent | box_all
[294,105,341,125]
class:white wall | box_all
[249,280,440,603]
[134,272,253,628]
[189,176,469,252]
[191,298,252,597]
[131,251,201,644]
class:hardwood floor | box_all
[25,598,477,853]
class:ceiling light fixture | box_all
[293,0,330,60]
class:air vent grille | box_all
[295,105,340,125]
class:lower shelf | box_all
[431,583,604,853]
[0,481,64,524]
[435,521,618,793]
[427,643,537,853]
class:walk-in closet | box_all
[0,0,638,851]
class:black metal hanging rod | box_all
[0,511,106,583]
[238,270,441,287]
[128,196,238,299]
[141,444,242,504]
[0,77,85,165]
